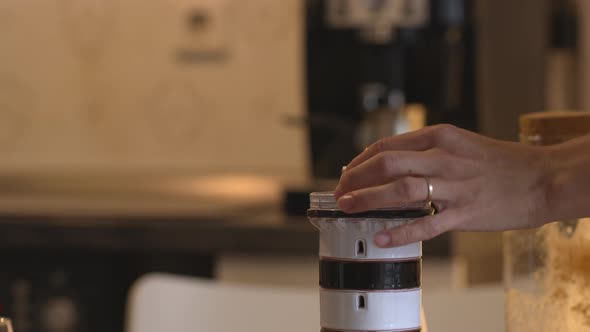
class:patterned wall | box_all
[0,0,308,178]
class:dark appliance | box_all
[305,0,478,178]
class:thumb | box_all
[374,213,451,247]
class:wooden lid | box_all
[520,111,590,139]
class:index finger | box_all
[347,127,438,170]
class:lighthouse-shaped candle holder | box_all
[308,191,432,332]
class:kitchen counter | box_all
[0,213,450,256]
[0,213,318,254]
[0,173,449,255]
[0,173,316,253]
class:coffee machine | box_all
[305,0,477,178]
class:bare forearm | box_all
[545,135,590,222]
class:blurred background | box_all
[0,0,587,331]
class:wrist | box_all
[527,146,561,225]
[542,140,588,223]
[541,146,564,223]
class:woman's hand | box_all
[334,124,555,248]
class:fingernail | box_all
[375,233,391,247]
[337,194,354,211]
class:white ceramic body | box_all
[320,289,421,331]
[310,210,424,331]
[312,217,422,260]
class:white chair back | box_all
[126,273,319,332]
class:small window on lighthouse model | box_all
[357,294,366,310]
[355,239,366,257]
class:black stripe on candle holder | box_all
[307,209,432,220]
[319,259,421,290]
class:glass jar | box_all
[504,111,590,331]
[308,191,433,332]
